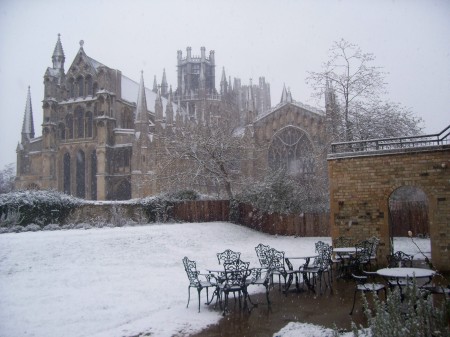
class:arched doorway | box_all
[388,186,430,258]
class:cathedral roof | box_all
[121,75,181,117]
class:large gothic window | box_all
[86,111,93,137]
[268,126,315,177]
[75,107,84,138]
[77,76,84,97]
[76,150,85,198]
[63,152,71,194]
[68,78,75,98]
[58,123,66,141]
[66,114,73,139]
[86,75,93,96]
[91,150,97,200]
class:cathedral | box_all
[15,35,329,200]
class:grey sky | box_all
[0,0,449,170]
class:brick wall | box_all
[328,147,450,271]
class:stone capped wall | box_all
[328,147,450,271]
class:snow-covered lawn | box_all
[0,222,430,337]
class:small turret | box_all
[52,34,65,70]
[21,86,35,143]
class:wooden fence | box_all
[389,201,429,236]
[172,200,230,222]
[237,203,330,236]
[171,201,330,236]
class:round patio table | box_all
[377,267,435,279]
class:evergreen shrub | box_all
[0,190,83,227]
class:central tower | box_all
[175,47,220,120]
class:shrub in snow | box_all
[0,190,83,226]
[43,224,61,231]
[23,224,41,232]
[138,196,173,223]
[0,206,24,227]
[236,169,329,215]
[352,280,449,337]
[165,189,200,201]
[8,225,23,233]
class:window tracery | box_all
[268,126,315,177]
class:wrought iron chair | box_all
[349,271,386,315]
[386,251,414,289]
[219,259,251,314]
[344,241,372,275]
[267,247,301,294]
[333,236,354,248]
[182,256,216,312]
[367,236,380,267]
[301,242,333,294]
[246,262,274,308]
[255,243,271,268]
[387,251,413,268]
[217,249,241,265]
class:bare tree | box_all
[0,163,15,194]
[307,39,422,142]
[157,119,260,199]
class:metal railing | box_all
[330,124,450,156]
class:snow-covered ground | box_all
[0,222,430,337]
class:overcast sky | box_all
[0,0,449,170]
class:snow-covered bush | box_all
[0,206,24,227]
[23,224,41,232]
[0,190,83,226]
[236,169,329,215]
[165,189,200,201]
[137,196,174,223]
[43,224,61,231]
[353,281,449,337]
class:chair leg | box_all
[197,288,202,312]
[187,286,191,308]
[349,290,358,315]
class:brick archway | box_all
[328,146,450,271]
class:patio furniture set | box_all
[183,237,448,315]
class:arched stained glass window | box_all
[75,107,84,138]
[76,150,85,198]
[268,126,315,177]
[86,111,93,137]
[77,76,84,97]
[63,152,71,194]
[66,114,73,139]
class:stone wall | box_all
[328,146,450,271]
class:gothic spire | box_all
[21,86,35,142]
[161,69,168,96]
[152,75,158,93]
[280,83,290,103]
[52,33,65,70]
[166,86,174,124]
[155,86,163,121]
[220,67,228,95]
[135,71,149,123]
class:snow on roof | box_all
[121,75,179,116]
[255,100,324,123]
[86,55,106,70]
